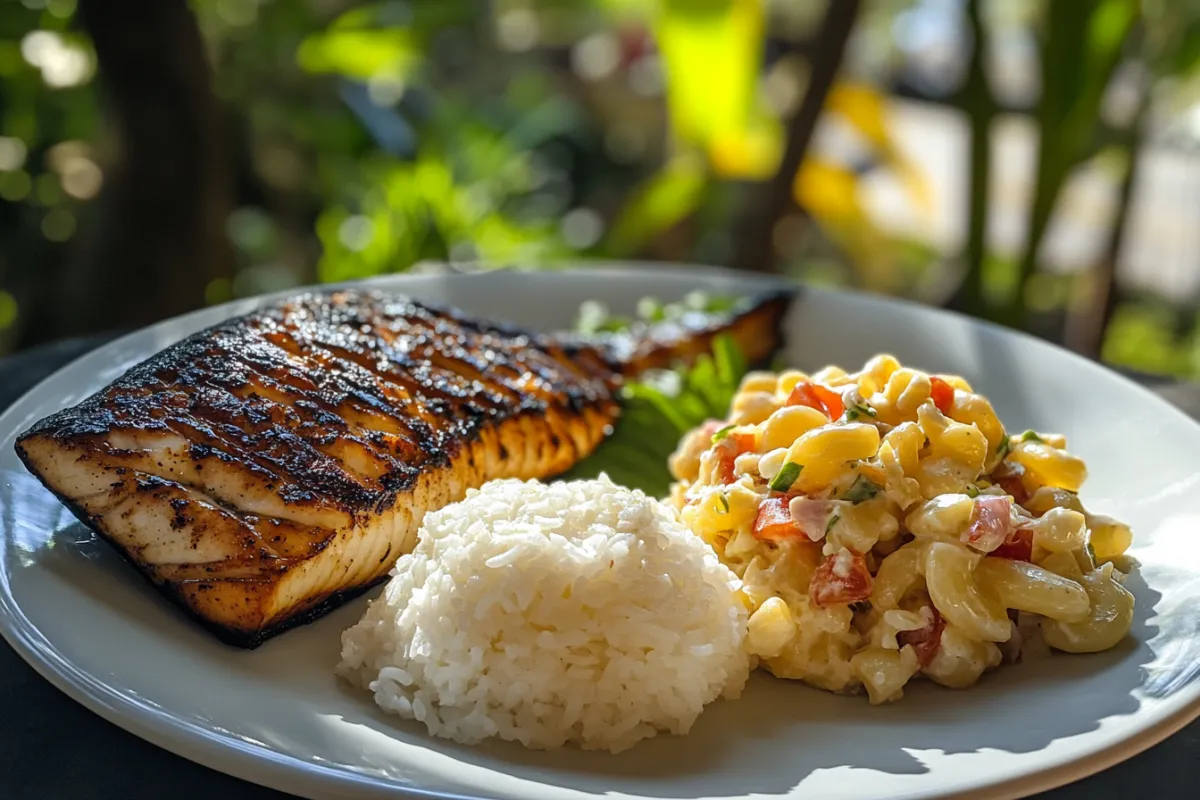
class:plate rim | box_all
[2,261,1199,800]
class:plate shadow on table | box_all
[9,471,1165,800]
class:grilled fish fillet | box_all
[16,288,790,647]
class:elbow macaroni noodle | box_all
[669,355,1136,703]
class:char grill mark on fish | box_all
[16,290,623,646]
[14,287,792,647]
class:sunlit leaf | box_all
[317,131,571,282]
[605,153,707,255]
[794,157,906,293]
[825,83,891,155]
[656,0,764,152]
[824,82,933,223]
[708,117,781,179]
[1086,0,1139,68]
[563,333,750,497]
[1101,301,1197,378]
[794,160,862,226]
[297,29,418,80]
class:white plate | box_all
[2,265,1199,800]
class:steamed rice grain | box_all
[336,476,750,753]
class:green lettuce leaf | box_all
[561,333,748,497]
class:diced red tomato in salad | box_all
[898,607,946,667]
[962,495,1013,553]
[991,529,1034,562]
[786,381,845,420]
[752,497,803,541]
[728,431,756,452]
[714,431,757,484]
[716,457,737,484]
[929,376,955,415]
[809,550,873,607]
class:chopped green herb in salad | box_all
[843,475,881,504]
[710,424,736,444]
[769,462,802,492]
[845,404,877,421]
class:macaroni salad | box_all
[668,355,1136,703]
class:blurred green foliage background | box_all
[3,0,1200,378]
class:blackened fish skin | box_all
[15,287,792,647]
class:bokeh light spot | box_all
[21,30,94,88]
[560,208,603,249]
[367,76,407,107]
[227,206,276,257]
[47,0,76,19]
[215,0,258,27]
[20,31,55,66]
[41,208,75,242]
[338,215,375,252]
[763,55,806,117]
[0,171,32,202]
[47,141,102,199]
[59,155,102,199]
[0,137,28,171]
[571,33,620,81]
[496,9,539,52]
[628,55,663,97]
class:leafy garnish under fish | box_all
[562,332,749,498]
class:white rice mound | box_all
[336,475,750,753]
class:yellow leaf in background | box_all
[794,160,863,226]
[656,0,764,151]
[820,81,934,228]
[796,158,896,291]
[297,28,418,80]
[709,117,782,179]
[826,83,892,155]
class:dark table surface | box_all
[2,335,1198,800]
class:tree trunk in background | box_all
[945,0,994,320]
[69,0,233,334]
[732,0,860,274]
